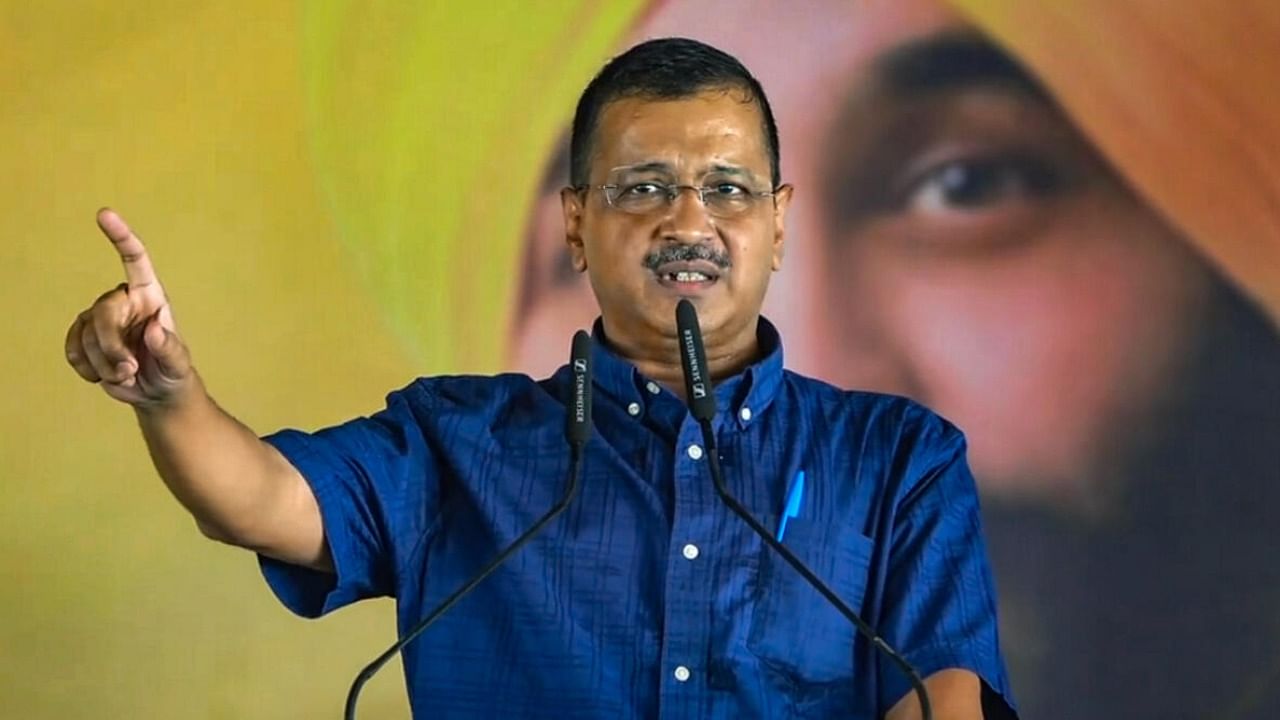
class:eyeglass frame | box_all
[571,178,783,217]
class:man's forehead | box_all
[597,92,764,139]
[607,161,755,178]
[591,93,769,174]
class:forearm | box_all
[133,370,324,565]
[885,669,983,720]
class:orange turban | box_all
[955,0,1280,326]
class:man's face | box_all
[560,90,791,350]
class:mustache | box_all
[642,244,732,271]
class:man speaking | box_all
[65,38,1015,719]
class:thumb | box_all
[142,313,191,381]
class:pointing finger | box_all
[96,208,160,290]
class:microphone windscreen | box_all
[675,299,717,421]
[566,330,593,446]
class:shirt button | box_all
[686,444,704,460]
[739,406,752,422]
[674,665,691,682]
[682,543,700,560]
[627,402,641,417]
[646,381,661,395]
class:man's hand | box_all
[65,208,193,407]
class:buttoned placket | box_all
[655,407,723,719]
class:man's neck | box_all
[602,317,762,401]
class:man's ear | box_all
[561,187,589,272]
[770,184,794,272]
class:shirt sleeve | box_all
[876,407,1018,717]
[256,382,440,619]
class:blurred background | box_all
[5,1,1278,717]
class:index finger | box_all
[96,208,159,289]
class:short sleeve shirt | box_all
[259,318,1016,718]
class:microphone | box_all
[673,300,932,720]
[343,330,595,720]
[566,329,594,446]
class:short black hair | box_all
[569,37,781,189]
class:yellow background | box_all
[2,2,640,717]
[10,1,1277,717]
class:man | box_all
[66,38,1014,718]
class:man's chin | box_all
[654,292,726,328]
[600,289,736,342]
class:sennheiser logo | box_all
[682,330,703,380]
[682,329,707,399]
[574,374,586,423]
[573,359,587,373]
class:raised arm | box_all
[65,209,330,571]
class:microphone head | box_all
[566,330,593,446]
[675,299,717,421]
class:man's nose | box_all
[660,187,716,244]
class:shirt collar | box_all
[588,315,785,430]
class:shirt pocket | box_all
[746,516,875,686]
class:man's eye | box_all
[621,182,665,197]
[710,183,747,197]
[904,156,1061,213]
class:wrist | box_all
[133,368,209,419]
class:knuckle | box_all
[93,284,130,309]
[91,300,123,327]
[94,286,118,304]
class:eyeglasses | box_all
[577,180,778,218]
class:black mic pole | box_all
[343,330,595,720]
[674,300,932,720]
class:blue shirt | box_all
[259,319,1015,718]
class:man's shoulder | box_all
[782,370,945,417]
[781,370,965,448]
[390,372,555,413]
